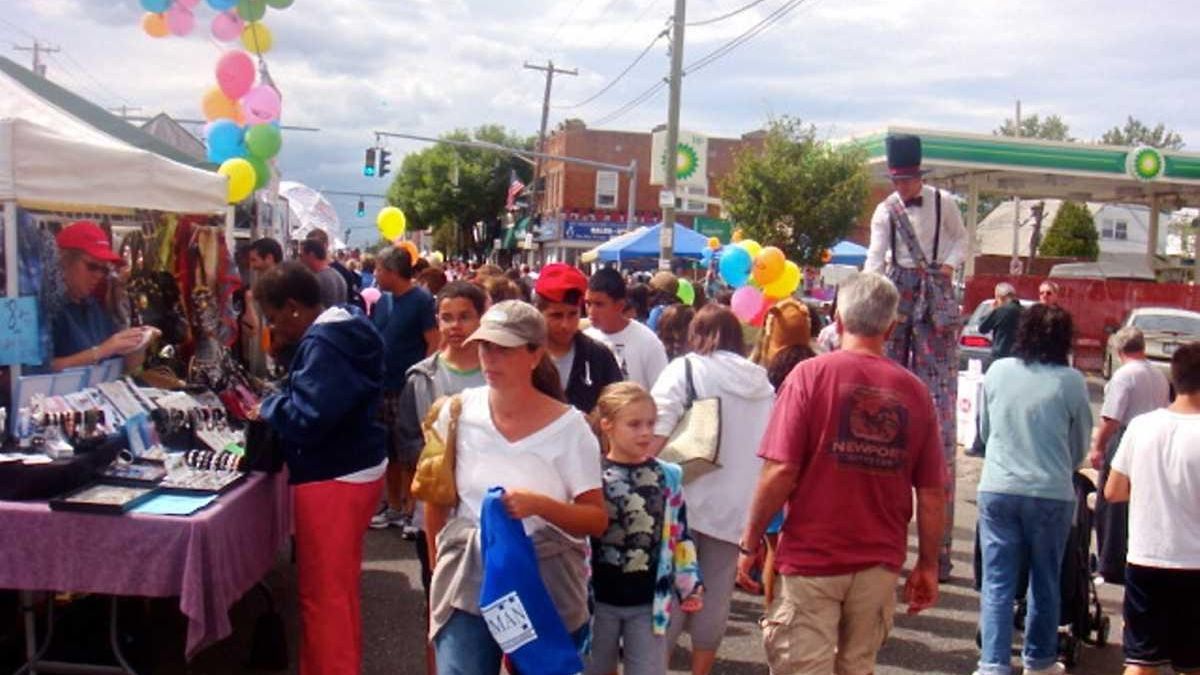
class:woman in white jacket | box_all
[651,303,775,675]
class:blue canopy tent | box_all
[829,240,868,267]
[583,222,709,264]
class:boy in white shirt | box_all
[584,268,669,391]
[1105,342,1200,675]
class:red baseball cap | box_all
[56,220,122,264]
[534,263,588,305]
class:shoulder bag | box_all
[658,357,722,483]
[411,394,463,507]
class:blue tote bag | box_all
[479,487,583,675]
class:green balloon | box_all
[676,278,695,306]
[245,123,282,159]
[265,0,293,7]
[237,0,267,22]
[246,154,271,191]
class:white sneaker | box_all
[369,507,406,530]
[1025,663,1065,675]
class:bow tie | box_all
[903,196,923,208]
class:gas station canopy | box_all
[852,127,1200,272]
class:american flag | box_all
[506,170,526,211]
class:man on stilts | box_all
[865,133,967,582]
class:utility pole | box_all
[14,42,60,77]
[659,0,687,270]
[524,61,577,217]
[1010,99,1023,275]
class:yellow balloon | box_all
[763,260,801,299]
[142,12,169,38]
[740,239,763,259]
[218,158,257,204]
[376,207,407,240]
[241,22,273,54]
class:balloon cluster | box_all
[136,0,289,203]
[205,51,282,202]
[708,236,802,326]
[139,0,288,53]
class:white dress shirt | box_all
[864,184,967,273]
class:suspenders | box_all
[890,189,942,268]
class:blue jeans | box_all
[433,609,590,675]
[977,492,1074,674]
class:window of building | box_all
[595,171,619,210]
[1101,219,1129,240]
[1115,220,1128,240]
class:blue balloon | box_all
[141,0,171,11]
[206,0,238,10]
[718,245,752,288]
[205,120,245,164]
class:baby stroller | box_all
[973,472,1112,668]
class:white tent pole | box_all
[1148,193,1160,262]
[966,175,979,278]
[224,206,235,248]
[4,200,20,435]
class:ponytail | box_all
[531,352,566,402]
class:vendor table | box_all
[0,471,291,672]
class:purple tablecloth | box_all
[0,471,291,660]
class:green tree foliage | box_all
[387,125,534,255]
[1100,116,1185,150]
[719,117,870,266]
[994,114,1074,141]
[1039,201,1099,259]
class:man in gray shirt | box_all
[300,238,347,309]
[1090,326,1171,583]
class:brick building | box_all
[532,119,763,264]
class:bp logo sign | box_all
[675,143,700,181]
[1126,146,1164,182]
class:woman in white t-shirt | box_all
[425,300,607,674]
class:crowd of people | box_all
[233,133,1199,675]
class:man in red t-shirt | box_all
[738,271,946,675]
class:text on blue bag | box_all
[481,591,539,653]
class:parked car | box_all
[958,298,1036,372]
[1102,307,1200,381]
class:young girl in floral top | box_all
[586,382,703,675]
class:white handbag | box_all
[659,357,722,484]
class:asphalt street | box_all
[6,377,1122,674]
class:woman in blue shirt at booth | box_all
[50,220,153,373]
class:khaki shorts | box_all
[761,566,898,675]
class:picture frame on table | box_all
[49,482,159,515]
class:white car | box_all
[1102,307,1200,381]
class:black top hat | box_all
[886,133,929,179]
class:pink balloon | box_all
[215,51,255,101]
[166,4,195,36]
[210,10,244,42]
[177,0,201,6]
[241,85,281,124]
[361,287,382,309]
[730,286,765,322]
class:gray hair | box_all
[995,282,1016,299]
[376,246,414,279]
[1113,326,1146,355]
[836,272,899,337]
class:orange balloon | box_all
[201,86,239,122]
[707,237,721,251]
[731,229,744,243]
[142,12,169,38]
[752,246,786,286]
[394,239,420,263]
[821,248,833,264]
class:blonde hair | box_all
[588,382,656,453]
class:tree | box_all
[1100,116,1185,149]
[719,117,870,266]
[386,125,534,256]
[1039,201,1099,259]
[994,114,1073,141]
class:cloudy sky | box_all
[4,0,1197,246]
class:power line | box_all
[543,0,588,52]
[594,78,667,126]
[684,0,810,75]
[46,52,133,107]
[598,0,665,52]
[686,0,771,26]
[555,27,668,109]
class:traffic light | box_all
[363,148,377,177]
[356,199,365,217]
[378,149,392,178]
